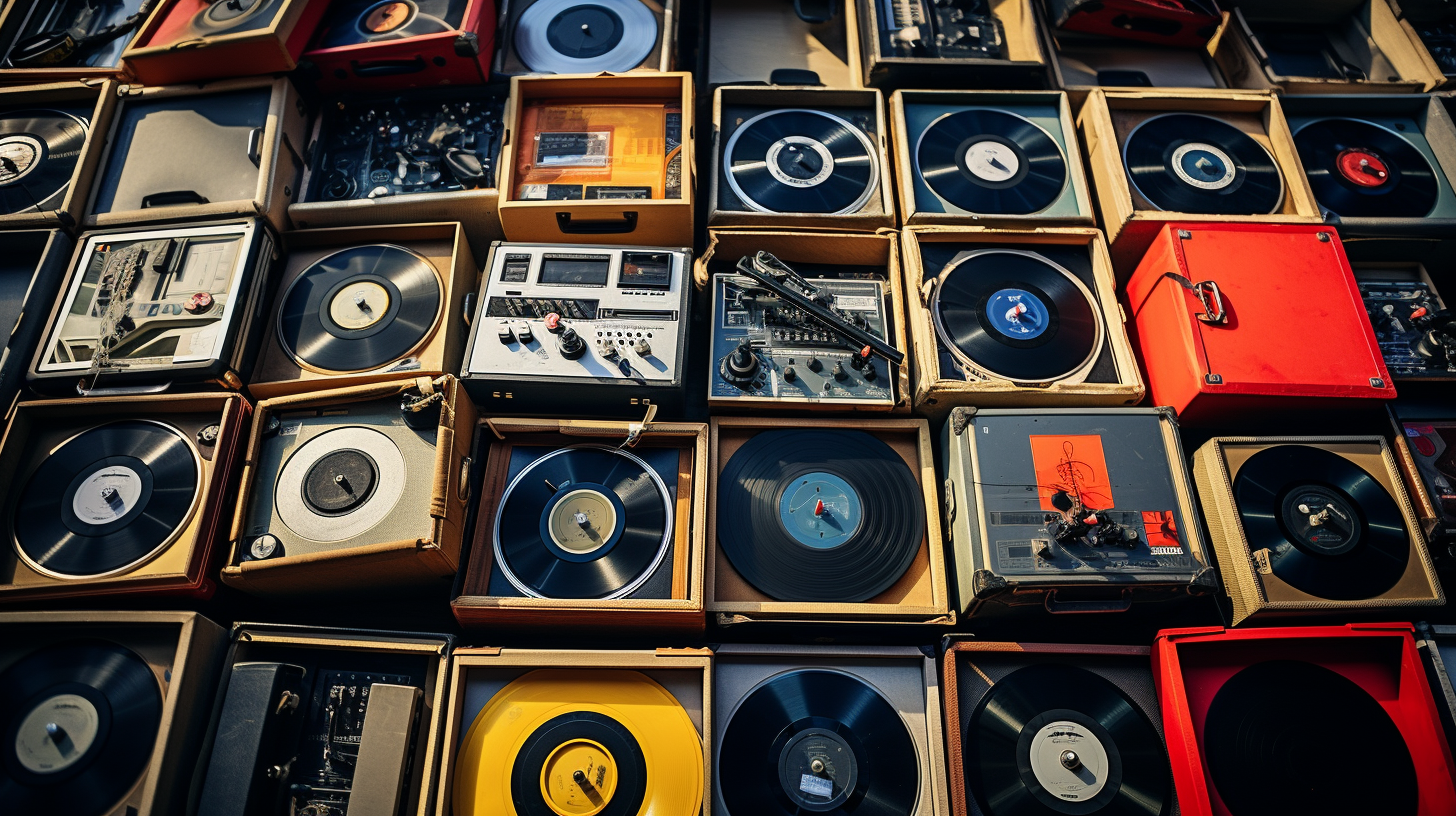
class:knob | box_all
[516,323,534,344]
[544,312,563,333]
[863,363,877,382]
[806,356,822,373]
[832,361,848,381]
[599,340,618,359]
[783,366,796,382]
[721,341,759,387]
[633,337,651,356]
[821,380,832,393]
[497,323,514,344]
[558,326,586,359]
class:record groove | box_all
[915,109,1067,215]
[724,109,879,215]
[1122,113,1283,214]
[0,109,88,215]
[1294,118,1438,218]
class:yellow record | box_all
[454,669,703,816]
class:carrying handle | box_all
[141,190,209,208]
[555,211,638,235]
[247,126,264,167]
[1163,273,1225,324]
[352,57,426,77]
[1044,589,1133,614]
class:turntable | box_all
[496,0,675,75]
[250,223,479,400]
[1045,0,1222,49]
[121,0,332,85]
[0,0,152,75]
[0,80,113,230]
[892,90,1095,226]
[1192,436,1443,624]
[452,416,706,632]
[0,392,247,603]
[224,376,477,596]
[902,227,1143,412]
[1155,624,1456,816]
[853,0,1046,88]
[305,0,496,91]
[0,610,226,816]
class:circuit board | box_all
[289,671,418,816]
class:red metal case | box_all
[1046,0,1222,49]
[1153,624,1456,816]
[1125,223,1394,425]
[302,0,496,92]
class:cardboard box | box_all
[0,392,249,602]
[223,376,475,596]
[496,0,675,76]
[0,80,115,230]
[698,0,862,89]
[1077,89,1322,273]
[0,229,71,414]
[84,77,305,234]
[498,72,694,246]
[854,0,1047,89]
[305,0,496,92]
[890,90,1094,227]
[437,647,712,816]
[0,0,148,83]
[710,86,893,231]
[1214,1,1442,94]
[901,226,1143,414]
[694,228,912,413]
[452,416,707,633]
[706,415,952,627]
[197,623,453,816]
[0,610,227,816]
[249,223,479,400]
[121,0,329,86]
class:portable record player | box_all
[701,0,857,88]
[711,86,892,232]
[891,90,1095,227]
[902,226,1143,413]
[304,0,496,92]
[714,643,949,816]
[1215,1,1440,94]
[0,230,70,413]
[250,223,478,399]
[121,0,330,85]
[196,622,452,816]
[1346,238,1456,384]
[1396,0,1456,90]
[0,610,226,816]
[697,230,911,412]
[1125,223,1395,424]
[1193,435,1443,624]
[499,72,693,246]
[438,647,710,816]
[0,80,114,230]
[1045,0,1223,49]
[942,640,1178,816]
[83,77,303,234]
[853,0,1047,88]
[1077,89,1321,272]
[496,0,675,76]
[223,376,476,596]
[452,416,706,632]
[1154,624,1456,816]
[0,392,247,603]
[1281,93,1456,237]
[707,415,952,627]
[1041,27,1231,100]
[0,0,152,81]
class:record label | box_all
[965,141,1021,183]
[1122,113,1284,214]
[14,693,100,774]
[724,109,879,215]
[1026,719,1110,803]
[1170,142,1236,190]
[317,0,466,47]
[1293,118,1438,218]
[70,466,143,524]
[0,110,88,214]
[915,109,1067,215]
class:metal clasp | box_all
[1163,273,1226,324]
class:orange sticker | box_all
[366,2,412,33]
[1142,511,1182,552]
[1029,435,1114,512]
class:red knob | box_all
[544,312,562,332]
[185,292,214,314]
[814,499,825,516]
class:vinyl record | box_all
[1233,444,1410,600]
[274,426,409,543]
[316,0,467,48]
[724,109,879,215]
[915,109,1068,214]
[718,669,919,816]
[1203,660,1417,816]
[0,109,88,215]
[716,429,923,603]
[1122,113,1284,214]
[277,244,443,374]
[0,640,163,816]
[965,663,1172,816]
[453,669,702,816]
[931,249,1103,383]
[12,421,200,579]
[514,0,658,73]
[1293,118,1438,218]
[182,0,288,37]
[494,446,673,600]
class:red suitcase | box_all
[1124,222,1394,425]
[303,0,496,92]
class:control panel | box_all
[462,244,691,415]
[1357,274,1455,379]
[709,273,897,408]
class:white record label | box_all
[1027,720,1110,804]
[963,140,1020,183]
[14,694,100,775]
[71,466,143,525]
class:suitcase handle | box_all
[141,190,208,208]
[555,211,638,234]
[352,57,426,77]
[1044,588,1132,614]
[1163,273,1225,324]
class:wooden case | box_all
[853,0,1048,89]
[0,80,116,231]
[121,0,329,86]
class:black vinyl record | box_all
[1203,660,1417,816]
[277,244,442,373]
[183,0,288,37]
[13,421,198,578]
[724,109,878,215]
[715,429,923,603]
[916,109,1067,214]
[0,109,88,215]
[1123,113,1284,214]
[933,250,1100,383]
[965,663,1172,816]
[0,640,163,816]
[512,712,647,816]
[1233,445,1410,600]
[1294,118,1438,218]
[316,0,467,48]
[718,669,919,816]
[495,446,671,599]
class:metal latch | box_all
[1163,273,1226,324]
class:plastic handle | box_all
[555,211,638,235]
[247,126,263,167]
[141,190,209,208]
[1043,589,1133,614]
[352,57,426,77]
